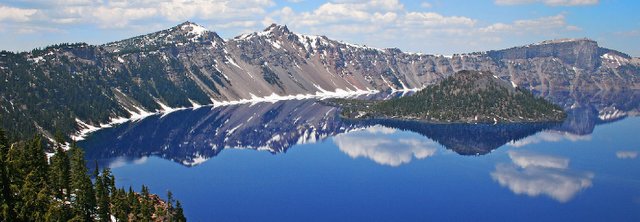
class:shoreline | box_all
[71,87,423,141]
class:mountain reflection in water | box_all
[80,90,640,167]
[79,90,640,221]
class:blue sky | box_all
[0,0,638,56]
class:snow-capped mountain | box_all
[1,21,639,138]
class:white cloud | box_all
[267,0,407,27]
[403,12,476,27]
[0,0,592,55]
[217,20,259,29]
[0,0,275,29]
[491,151,594,202]
[91,6,158,28]
[495,0,599,6]
[615,29,640,37]
[265,1,580,55]
[333,125,438,166]
[157,0,272,21]
[566,25,582,31]
[480,14,571,34]
[331,0,404,11]
[369,0,405,11]
[14,25,62,34]
[616,151,638,159]
[0,5,38,22]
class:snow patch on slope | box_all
[601,53,629,66]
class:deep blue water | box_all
[80,91,640,221]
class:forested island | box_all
[328,70,566,123]
[0,128,186,221]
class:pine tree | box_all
[139,185,152,221]
[47,136,73,221]
[166,190,175,221]
[174,200,186,222]
[13,136,51,221]
[49,146,71,202]
[69,143,96,220]
[28,136,49,182]
[128,186,140,221]
[45,199,69,222]
[0,127,189,221]
[95,168,111,222]
[17,161,51,221]
[5,141,27,222]
[0,128,14,220]
[112,188,130,221]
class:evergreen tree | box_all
[17,171,51,221]
[69,143,96,220]
[166,190,175,221]
[49,146,71,201]
[128,186,141,221]
[111,188,130,222]
[95,168,111,222]
[139,185,153,221]
[0,128,14,220]
[174,201,187,222]
[45,200,69,222]
[48,140,73,221]
[0,128,187,221]
[11,136,51,221]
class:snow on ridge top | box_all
[534,38,594,46]
[232,24,291,40]
[340,41,383,52]
[294,33,329,52]
[431,54,453,58]
[180,21,208,37]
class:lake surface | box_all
[80,90,640,221]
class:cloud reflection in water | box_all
[507,131,591,148]
[616,151,638,159]
[333,125,439,166]
[491,151,594,203]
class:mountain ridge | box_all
[1,21,639,139]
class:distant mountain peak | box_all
[262,23,292,37]
[177,21,197,26]
[176,21,209,37]
[233,23,293,43]
[103,21,219,52]
[264,23,289,32]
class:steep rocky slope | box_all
[0,21,638,138]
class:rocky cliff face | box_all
[1,21,639,138]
